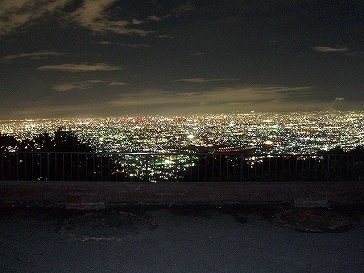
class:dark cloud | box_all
[175,78,240,83]
[52,80,103,91]
[0,0,363,118]
[0,0,69,35]
[97,41,151,48]
[37,63,122,72]
[312,47,348,53]
[1,51,66,62]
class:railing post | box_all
[261,156,264,182]
[327,155,330,181]
[275,156,278,182]
[197,154,200,182]
[108,155,111,181]
[254,157,257,182]
[31,153,34,181]
[39,153,42,180]
[308,156,311,181]
[77,153,80,181]
[55,153,57,181]
[268,156,271,182]
[281,156,284,182]
[93,154,95,181]
[204,155,208,182]
[70,153,73,181]
[240,154,243,182]
[294,156,298,182]
[47,153,50,181]
[85,154,88,181]
[145,154,149,182]
[16,153,19,181]
[62,153,65,181]
[340,154,343,181]
[0,153,2,180]
[24,153,27,181]
[100,155,103,182]
[9,153,11,180]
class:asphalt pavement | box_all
[1,204,364,273]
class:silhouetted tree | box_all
[0,134,18,151]
[33,128,92,152]
[0,135,18,180]
[17,139,36,151]
[1,129,116,181]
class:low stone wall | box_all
[1,181,364,207]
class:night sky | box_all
[1,0,363,119]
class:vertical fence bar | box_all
[268,156,271,182]
[294,156,299,181]
[8,153,11,180]
[93,154,95,181]
[47,153,49,181]
[275,156,278,182]
[239,155,243,182]
[225,155,230,182]
[62,154,65,181]
[307,156,311,181]
[287,156,291,181]
[254,157,257,182]
[54,153,57,181]
[100,155,103,182]
[39,153,42,180]
[1,153,3,180]
[226,155,229,182]
[1,153,3,181]
[233,156,237,182]
[261,156,264,182]
[85,154,88,181]
[145,154,148,182]
[204,155,207,182]
[327,155,330,181]
[190,155,193,181]
[346,154,349,180]
[352,154,355,181]
[340,154,343,181]
[313,157,317,181]
[281,156,284,182]
[196,155,200,182]
[321,156,324,181]
[23,153,26,181]
[108,156,111,181]
[77,153,80,181]
[31,153,34,181]
[247,157,250,181]
[70,154,73,181]
[16,153,19,181]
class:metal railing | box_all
[1,151,364,182]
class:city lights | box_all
[1,111,363,154]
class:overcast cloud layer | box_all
[0,0,363,118]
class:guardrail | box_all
[1,152,364,182]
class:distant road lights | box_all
[264,140,274,145]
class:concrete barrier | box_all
[1,180,364,207]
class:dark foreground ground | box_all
[1,204,364,273]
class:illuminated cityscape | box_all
[1,2,364,271]
[1,111,363,155]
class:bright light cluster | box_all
[1,111,364,154]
